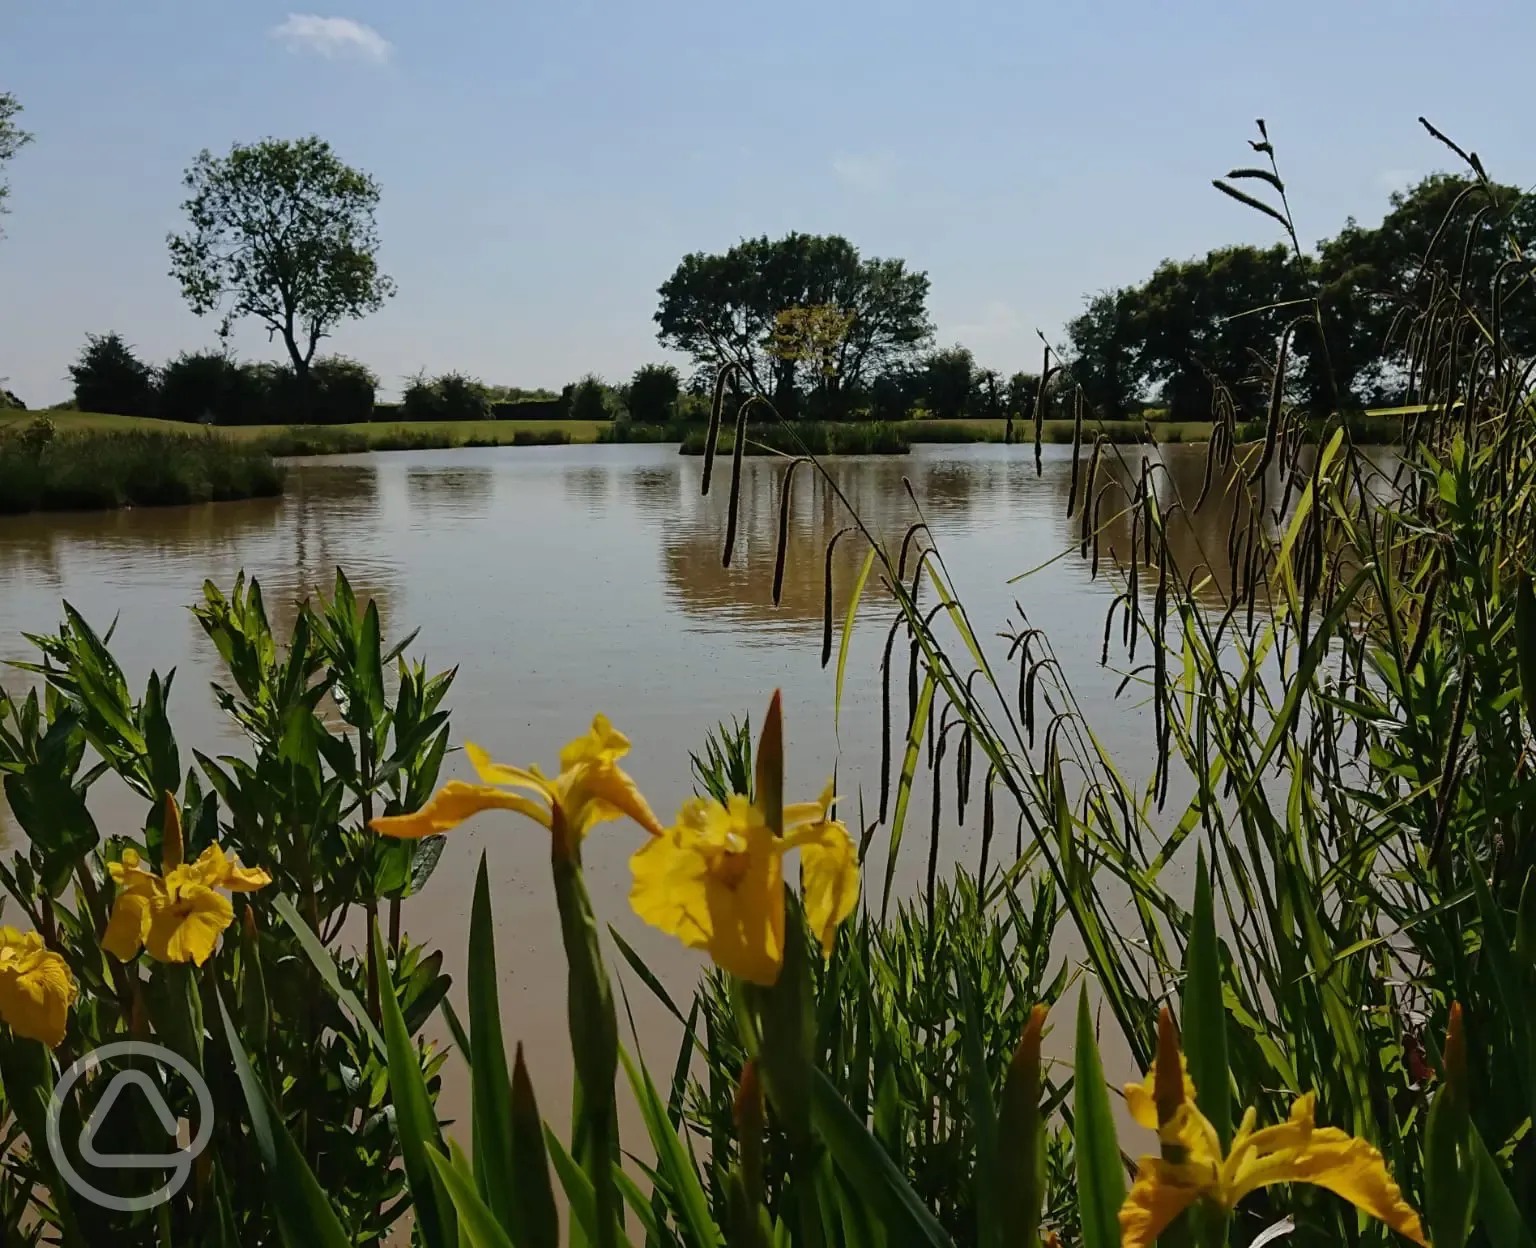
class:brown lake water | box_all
[0,441,1262,1148]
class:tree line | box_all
[6,86,1533,426]
[1063,174,1536,419]
[58,333,710,427]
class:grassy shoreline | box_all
[0,424,284,514]
[0,409,1408,461]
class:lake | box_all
[0,440,1253,1134]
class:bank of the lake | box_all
[0,424,283,514]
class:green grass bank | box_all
[0,423,284,514]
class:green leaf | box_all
[1073,985,1126,1248]
[510,1046,561,1248]
[467,853,517,1237]
[1424,1009,1477,1248]
[882,668,935,920]
[618,1045,721,1248]
[550,846,621,1248]
[1472,1121,1536,1248]
[809,1068,954,1247]
[214,993,352,1248]
[272,893,385,1052]
[997,1006,1047,1246]
[956,965,1001,1248]
[544,1124,634,1248]
[835,545,877,738]
[755,691,784,837]
[1183,847,1230,1148]
[374,920,457,1248]
[430,1148,516,1248]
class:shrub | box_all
[157,350,264,425]
[308,355,378,424]
[402,371,492,421]
[0,386,24,410]
[68,331,156,416]
[561,373,615,422]
[625,363,681,424]
[510,427,570,446]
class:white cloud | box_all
[272,15,392,64]
[831,153,893,192]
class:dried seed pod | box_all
[1066,390,1086,516]
[772,457,810,607]
[978,764,997,882]
[821,526,857,668]
[721,395,756,567]
[701,361,737,495]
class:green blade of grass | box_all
[835,545,877,738]
[430,1149,517,1248]
[468,852,518,1236]
[1073,985,1126,1248]
[882,668,935,921]
[618,1046,722,1247]
[1183,847,1230,1148]
[374,920,456,1248]
[809,1067,955,1247]
[272,892,385,1052]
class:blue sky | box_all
[2,0,1533,404]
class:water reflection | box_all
[0,440,1343,1159]
[563,466,611,507]
[406,466,494,510]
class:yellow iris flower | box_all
[629,781,860,986]
[370,715,664,855]
[1119,1009,1425,1248]
[0,927,77,1048]
[103,843,272,966]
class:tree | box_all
[69,333,157,416]
[402,372,490,422]
[625,364,681,424]
[1131,245,1305,419]
[1005,371,1041,419]
[564,375,614,422]
[916,347,975,419]
[654,233,932,409]
[1064,290,1145,419]
[167,137,395,410]
[971,368,1004,419]
[0,92,33,233]
[1315,174,1536,406]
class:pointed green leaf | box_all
[618,1046,722,1247]
[374,920,456,1248]
[1183,848,1230,1148]
[510,1046,560,1248]
[1073,985,1126,1248]
[430,1148,517,1248]
[468,853,518,1236]
[809,1068,954,1247]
